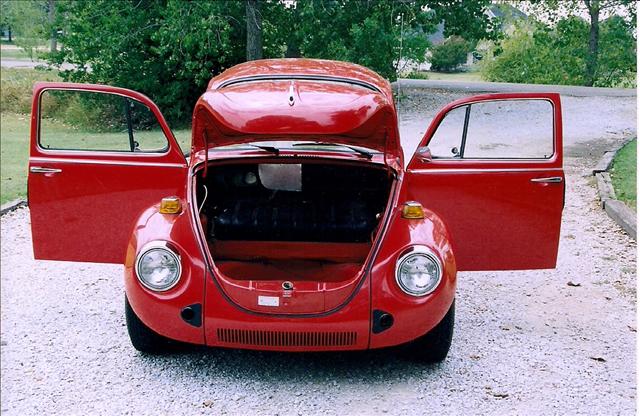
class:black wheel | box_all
[403,299,455,363]
[125,296,172,354]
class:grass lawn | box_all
[1,113,31,204]
[0,48,35,60]
[609,139,637,210]
[0,48,32,60]
[1,112,191,204]
[0,43,50,61]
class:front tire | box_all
[125,296,172,354]
[403,299,455,363]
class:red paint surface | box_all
[124,206,206,345]
[28,82,187,263]
[406,93,564,271]
[191,59,402,160]
[29,65,564,352]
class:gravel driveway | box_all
[1,88,636,415]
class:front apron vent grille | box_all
[216,328,357,347]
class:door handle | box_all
[530,176,563,183]
[30,166,62,174]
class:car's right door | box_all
[404,93,564,271]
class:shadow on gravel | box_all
[131,345,444,384]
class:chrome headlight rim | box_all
[395,245,443,297]
[134,241,182,292]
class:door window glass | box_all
[426,99,554,159]
[464,100,554,159]
[39,89,168,152]
[428,105,466,158]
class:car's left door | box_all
[29,82,188,264]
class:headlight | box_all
[395,246,442,296]
[135,241,181,292]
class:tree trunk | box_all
[585,0,599,86]
[8,27,11,43]
[48,0,57,52]
[285,41,301,58]
[245,0,262,61]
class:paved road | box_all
[396,86,636,158]
[1,58,43,69]
[395,79,637,97]
[1,87,636,415]
[1,58,77,70]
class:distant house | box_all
[398,3,527,74]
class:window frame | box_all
[427,98,556,161]
[37,88,171,155]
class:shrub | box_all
[0,68,60,114]
[0,68,133,132]
[429,36,470,72]
[596,16,637,88]
[405,71,429,80]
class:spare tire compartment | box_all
[194,158,395,314]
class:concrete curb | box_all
[592,152,617,174]
[595,172,616,206]
[393,79,636,97]
[0,199,27,216]
[593,139,637,240]
[604,200,637,240]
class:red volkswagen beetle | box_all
[28,59,564,362]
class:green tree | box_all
[429,36,470,72]
[481,15,636,87]
[528,0,636,86]
[51,0,498,124]
[281,0,498,81]
[1,0,49,58]
[0,0,13,42]
[52,0,244,123]
[596,15,637,87]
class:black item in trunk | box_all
[199,162,391,243]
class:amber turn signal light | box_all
[401,201,425,219]
[159,196,182,214]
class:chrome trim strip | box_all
[218,74,381,93]
[530,176,563,183]
[30,157,186,168]
[30,166,62,174]
[408,167,563,174]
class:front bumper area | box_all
[124,201,456,352]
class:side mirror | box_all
[416,146,432,163]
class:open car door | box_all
[28,83,187,264]
[405,93,564,271]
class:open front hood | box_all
[191,79,401,158]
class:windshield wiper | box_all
[246,144,280,155]
[292,142,373,159]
